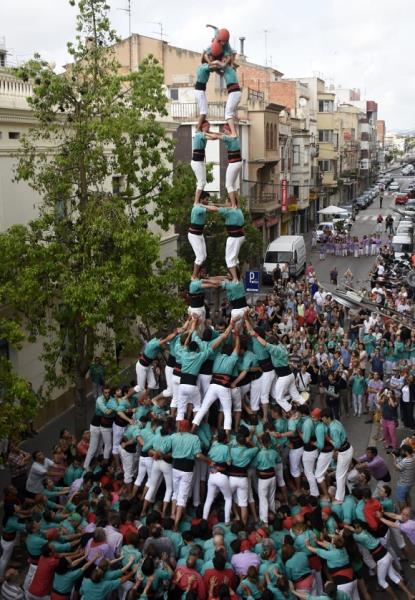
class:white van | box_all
[391,234,413,260]
[262,235,306,283]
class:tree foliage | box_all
[0,0,194,436]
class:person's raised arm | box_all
[245,322,267,347]
[211,323,233,350]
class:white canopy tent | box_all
[318,204,347,215]
[317,205,349,215]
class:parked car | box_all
[395,194,409,205]
[316,222,336,241]
[389,181,400,192]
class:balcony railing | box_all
[242,179,279,210]
[0,74,33,98]
[169,101,226,120]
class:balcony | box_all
[321,172,337,187]
[169,101,226,121]
[242,179,280,212]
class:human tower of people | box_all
[2,25,415,600]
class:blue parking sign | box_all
[245,270,260,292]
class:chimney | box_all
[239,37,246,57]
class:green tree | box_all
[0,0,194,437]
[0,320,38,439]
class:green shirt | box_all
[181,345,213,376]
[3,516,26,534]
[209,441,231,464]
[196,63,210,85]
[284,551,310,582]
[53,568,83,594]
[189,279,204,294]
[212,351,239,375]
[80,578,121,600]
[301,417,315,444]
[328,420,347,449]
[253,447,278,470]
[352,530,378,550]
[223,65,239,86]
[151,431,172,455]
[266,343,289,368]
[192,131,208,152]
[223,134,241,152]
[144,338,161,359]
[250,337,270,361]
[229,444,258,468]
[171,432,202,459]
[315,545,349,569]
[342,495,356,524]
[315,422,327,451]
[222,280,246,301]
[218,207,244,226]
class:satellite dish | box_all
[406,270,415,288]
[299,97,307,107]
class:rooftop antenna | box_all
[263,29,270,66]
[145,21,167,41]
[118,0,133,69]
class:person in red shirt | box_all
[173,553,206,600]
[203,551,237,595]
[26,544,59,599]
[76,430,90,458]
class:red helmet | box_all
[210,40,223,58]
[217,28,230,43]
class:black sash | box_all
[230,296,247,309]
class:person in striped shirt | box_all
[1,569,24,600]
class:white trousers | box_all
[135,361,156,394]
[100,426,113,460]
[260,370,275,404]
[225,161,242,193]
[198,374,212,399]
[258,477,276,523]
[172,468,193,507]
[229,475,249,507]
[225,236,245,268]
[302,449,319,496]
[193,383,232,430]
[337,580,359,600]
[190,161,207,191]
[249,377,262,412]
[112,423,126,455]
[23,563,37,592]
[163,365,174,398]
[83,424,102,469]
[177,384,201,420]
[231,387,243,412]
[274,462,286,487]
[315,451,333,484]
[144,459,173,503]
[230,306,249,329]
[335,445,354,502]
[203,471,232,523]
[192,458,208,507]
[289,446,304,478]
[195,89,208,116]
[377,551,401,589]
[119,448,138,484]
[225,90,241,120]
[0,537,16,577]
[188,232,207,266]
[134,455,153,487]
[272,373,301,412]
[25,593,50,600]
[170,374,181,409]
[187,306,206,324]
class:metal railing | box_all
[242,179,279,208]
[169,101,226,120]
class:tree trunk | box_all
[74,374,88,439]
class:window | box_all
[304,145,309,165]
[318,100,334,112]
[293,145,300,165]
[319,159,334,172]
[266,124,270,150]
[318,130,333,143]
[333,132,339,149]
[273,125,277,150]
[8,131,20,139]
[293,184,300,198]
[112,176,123,195]
[0,338,9,360]
[0,53,5,67]
[169,88,179,101]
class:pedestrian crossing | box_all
[356,214,391,221]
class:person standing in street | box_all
[379,191,384,208]
[321,408,353,502]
